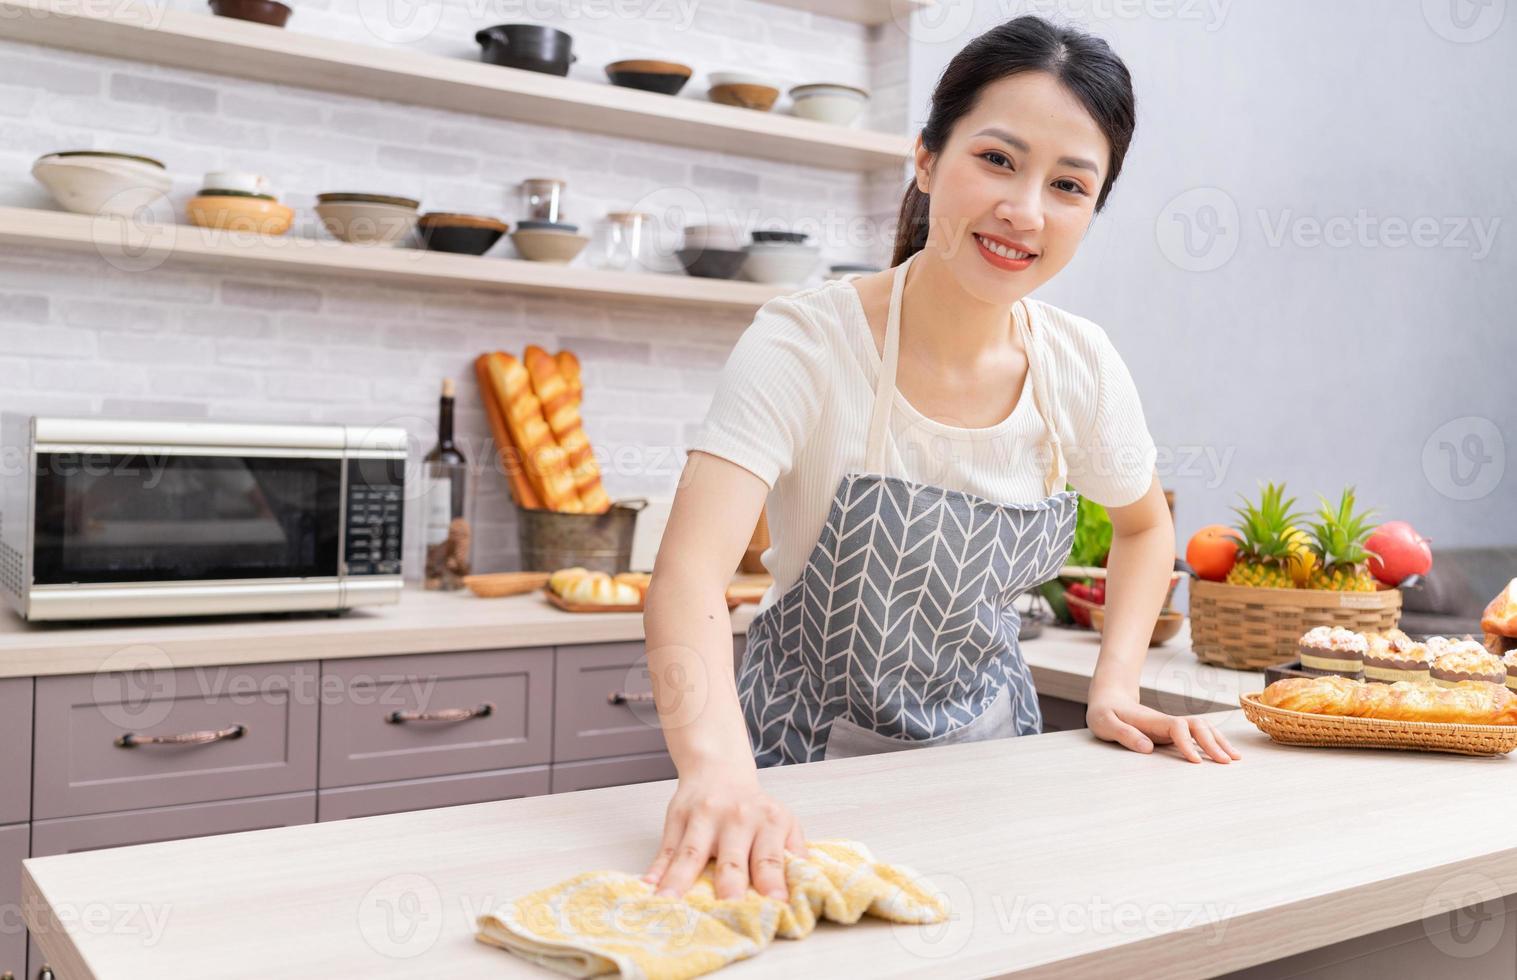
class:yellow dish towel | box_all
[475,839,950,979]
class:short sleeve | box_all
[685,294,829,490]
[1063,329,1158,508]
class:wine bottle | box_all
[423,378,471,590]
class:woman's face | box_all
[915,70,1109,303]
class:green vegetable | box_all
[1039,579,1070,623]
[1068,491,1113,568]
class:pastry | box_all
[1482,577,1517,637]
[1504,650,1517,692]
[549,567,639,606]
[614,571,653,598]
[1429,639,1506,687]
[1258,674,1517,726]
[1297,626,1367,678]
[1363,633,1432,684]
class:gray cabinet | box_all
[550,751,677,794]
[33,663,318,819]
[319,649,552,788]
[0,679,31,825]
[0,823,26,979]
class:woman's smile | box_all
[973,232,1038,272]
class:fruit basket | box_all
[1239,691,1517,756]
[1191,580,1401,669]
[1184,484,1420,670]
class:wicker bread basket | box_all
[1188,578,1401,670]
[1239,692,1517,756]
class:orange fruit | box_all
[1186,524,1242,581]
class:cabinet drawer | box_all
[319,649,552,788]
[550,751,677,794]
[553,641,672,763]
[0,678,31,824]
[318,766,550,822]
[0,823,26,980]
[33,662,318,819]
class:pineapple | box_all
[1285,526,1317,587]
[1305,487,1380,591]
[1225,482,1306,589]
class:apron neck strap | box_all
[863,250,1067,497]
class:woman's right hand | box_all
[642,767,808,901]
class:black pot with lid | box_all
[475,24,578,76]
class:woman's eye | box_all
[1053,179,1087,196]
[980,151,1012,169]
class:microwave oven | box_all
[1,414,407,621]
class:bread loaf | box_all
[478,351,584,512]
[1482,577,1517,637]
[524,345,609,513]
[550,567,639,606]
[475,354,542,510]
[1259,674,1517,725]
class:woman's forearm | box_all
[1088,522,1175,701]
[643,569,758,779]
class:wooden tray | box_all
[1238,692,1517,756]
[542,587,741,614]
[462,572,550,598]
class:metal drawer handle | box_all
[115,723,247,748]
[608,690,656,705]
[386,702,494,724]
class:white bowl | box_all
[709,70,783,90]
[315,200,418,245]
[202,170,271,195]
[31,154,171,217]
[742,243,820,284]
[511,228,590,263]
[683,222,746,251]
[789,83,869,127]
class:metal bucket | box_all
[516,498,647,573]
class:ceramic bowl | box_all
[511,227,589,263]
[316,192,420,208]
[741,242,820,284]
[516,219,579,233]
[677,246,748,280]
[789,83,869,126]
[31,152,171,217]
[417,212,509,255]
[709,80,780,112]
[1088,606,1186,647]
[201,170,271,196]
[315,200,419,245]
[186,195,294,236]
[605,59,692,95]
[682,223,746,252]
[208,0,291,26]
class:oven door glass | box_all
[32,452,341,585]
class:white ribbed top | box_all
[687,274,1158,614]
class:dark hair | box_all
[892,16,1136,267]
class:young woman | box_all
[641,15,1240,903]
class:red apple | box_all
[1365,520,1433,586]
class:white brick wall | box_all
[0,0,914,576]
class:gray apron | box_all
[736,249,1079,767]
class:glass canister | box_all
[600,211,652,271]
[520,178,567,223]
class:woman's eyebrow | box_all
[972,126,1101,175]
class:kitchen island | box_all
[22,710,1517,979]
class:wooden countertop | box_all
[0,588,1259,710]
[23,713,1517,979]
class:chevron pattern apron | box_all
[736,250,1079,767]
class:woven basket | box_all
[1188,578,1401,670]
[1239,693,1517,756]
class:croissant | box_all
[1259,675,1517,726]
[1482,577,1517,637]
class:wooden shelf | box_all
[0,206,791,311]
[769,0,936,26]
[0,0,912,172]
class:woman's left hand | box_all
[1086,692,1241,763]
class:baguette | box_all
[1259,674,1517,725]
[478,351,583,512]
[474,354,542,510]
[523,345,609,513]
